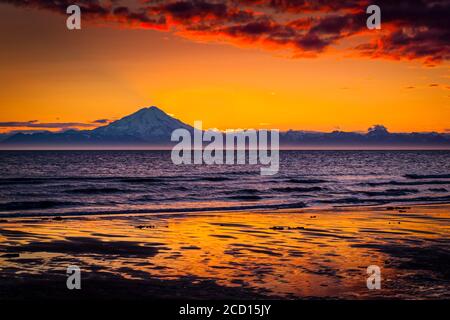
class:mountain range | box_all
[1,106,449,149]
[0,106,193,147]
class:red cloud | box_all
[2,0,449,64]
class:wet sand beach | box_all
[0,204,449,300]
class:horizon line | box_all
[1,106,450,135]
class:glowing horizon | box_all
[0,1,449,134]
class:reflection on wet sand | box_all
[0,204,449,299]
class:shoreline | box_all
[1,201,450,220]
[1,203,449,300]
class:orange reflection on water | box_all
[1,205,449,299]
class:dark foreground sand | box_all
[0,204,449,300]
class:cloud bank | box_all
[0,120,99,131]
[2,0,449,64]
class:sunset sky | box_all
[0,0,449,133]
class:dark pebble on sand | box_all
[270,226,305,230]
[135,225,156,229]
[270,226,286,230]
[181,245,201,250]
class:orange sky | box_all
[0,2,449,133]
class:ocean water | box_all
[0,150,449,218]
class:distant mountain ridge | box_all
[281,125,450,148]
[1,106,450,149]
[1,106,194,146]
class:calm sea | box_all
[0,150,449,217]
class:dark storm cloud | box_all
[2,0,167,28]
[2,0,110,16]
[355,0,450,63]
[1,0,448,63]
[157,1,228,20]
[235,0,367,13]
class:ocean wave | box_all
[0,202,308,218]
[0,200,81,211]
[359,189,419,197]
[318,197,373,204]
[227,189,261,194]
[119,177,166,183]
[194,176,232,182]
[226,195,263,201]
[215,170,260,176]
[428,188,448,192]
[366,180,450,186]
[130,195,156,202]
[272,186,324,193]
[285,178,328,184]
[404,174,450,179]
[0,176,144,184]
[319,195,450,206]
[64,187,128,194]
[0,178,49,185]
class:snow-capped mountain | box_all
[92,106,193,142]
[2,106,193,146]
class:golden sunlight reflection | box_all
[1,205,449,299]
